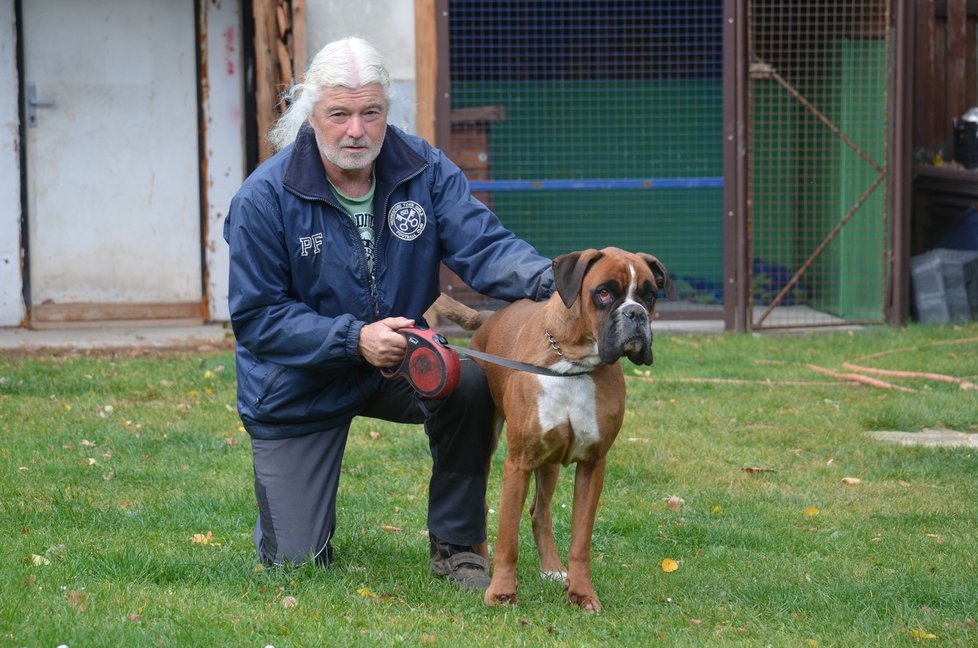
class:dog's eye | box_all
[594,288,614,305]
[643,291,657,306]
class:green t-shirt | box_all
[329,175,377,272]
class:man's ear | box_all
[553,249,605,308]
[639,253,678,301]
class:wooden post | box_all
[252,0,309,161]
[415,0,439,145]
[291,0,307,82]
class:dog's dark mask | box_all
[553,249,677,367]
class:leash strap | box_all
[445,342,570,377]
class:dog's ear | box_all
[640,254,678,301]
[553,249,605,308]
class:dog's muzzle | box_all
[600,303,654,365]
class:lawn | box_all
[1,323,976,647]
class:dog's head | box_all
[553,247,676,366]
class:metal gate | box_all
[747,0,893,329]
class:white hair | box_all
[268,37,392,151]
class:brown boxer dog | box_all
[433,247,676,612]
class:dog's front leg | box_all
[566,457,607,612]
[485,455,531,606]
[530,463,566,579]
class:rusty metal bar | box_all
[755,172,886,327]
[890,0,912,325]
[731,0,750,332]
[755,319,887,331]
[768,68,885,175]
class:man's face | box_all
[308,83,388,175]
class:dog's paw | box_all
[567,590,602,613]
[485,590,518,606]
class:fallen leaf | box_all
[661,558,679,573]
[357,587,380,599]
[191,531,214,545]
[280,596,299,609]
[66,591,89,611]
[30,554,50,566]
[909,628,937,640]
[380,525,402,532]
[665,496,684,512]
[128,613,143,622]
[841,477,862,485]
[803,507,820,517]
[369,431,381,440]
[742,467,776,474]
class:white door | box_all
[22,0,202,326]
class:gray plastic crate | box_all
[911,248,978,323]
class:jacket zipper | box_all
[288,190,378,316]
[374,164,428,298]
[290,162,428,319]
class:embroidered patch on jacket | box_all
[387,201,427,241]
[299,232,324,256]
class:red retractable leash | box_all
[380,327,461,399]
[381,325,580,399]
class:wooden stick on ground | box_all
[842,363,978,391]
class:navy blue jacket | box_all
[224,124,554,439]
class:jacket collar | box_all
[282,123,428,203]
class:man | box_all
[223,37,554,590]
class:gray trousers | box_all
[250,357,495,566]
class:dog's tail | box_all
[432,293,494,331]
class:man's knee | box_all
[454,359,493,408]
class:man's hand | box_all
[358,317,415,368]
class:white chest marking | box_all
[534,373,600,462]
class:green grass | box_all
[1,323,977,647]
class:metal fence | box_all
[446,0,725,314]
[747,0,892,329]
[443,0,894,329]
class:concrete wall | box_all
[306,0,417,134]
[0,0,25,326]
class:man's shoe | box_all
[429,535,490,591]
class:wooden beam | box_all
[291,0,307,81]
[415,0,439,144]
[450,105,507,124]
[253,0,277,160]
[31,302,204,327]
